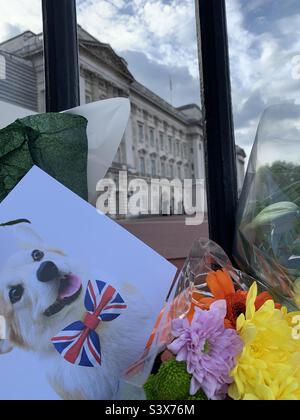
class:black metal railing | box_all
[196,0,237,257]
[42,0,80,112]
[41,0,238,257]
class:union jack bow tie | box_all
[51,280,127,367]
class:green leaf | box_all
[0,219,31,227]
[248,201,300,229]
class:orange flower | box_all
[207,269,235,299]
[187,270,277,328]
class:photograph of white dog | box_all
[0,225,153,400]
[0,167,177,400]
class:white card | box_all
[0,167,176,400]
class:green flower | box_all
[144,358,207,400]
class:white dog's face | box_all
[0,225,84,353]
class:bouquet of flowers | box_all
[234,104,300,310]
[120,239,300,401]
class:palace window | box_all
[161,160,166,177]
[160,132,164,150]
[140,156,146,175]
[138,124,144,143]
[176,140,180,156]
[151,158,156,177]
[149,128,155,147]
[169,163,174,178]
[177,164,182,178]
[168,136,172,154]
[183,144,188,159]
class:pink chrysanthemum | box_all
[168,300,243,400]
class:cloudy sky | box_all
[0,0,300,157]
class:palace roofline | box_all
[0,26,202,126]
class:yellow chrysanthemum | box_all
[229,282,300,400]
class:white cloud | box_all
[226,0,300,158]
[0,0,199,81]
[76,0,199,78]
[0,0,42,42]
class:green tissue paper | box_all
[0,113,88,202]
[0,120,34,202]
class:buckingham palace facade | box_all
[0,26,246,212]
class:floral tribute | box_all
[143,270,300,401]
